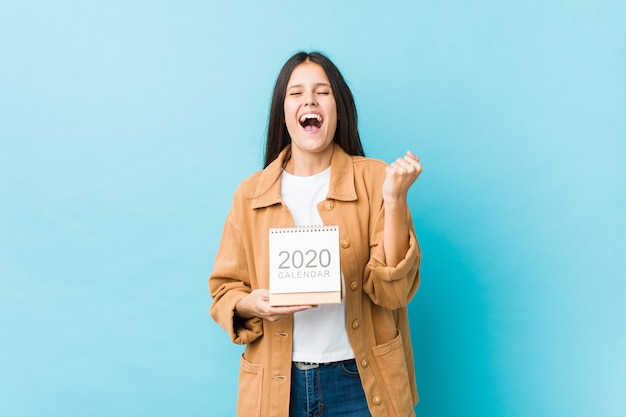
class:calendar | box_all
[269,225,342,306]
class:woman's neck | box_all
[284,146,334,176]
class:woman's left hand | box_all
[382,150,422,201]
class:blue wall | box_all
[1,1,624,416]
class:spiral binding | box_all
[269,225,338,234]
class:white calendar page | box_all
[269,225,341,298]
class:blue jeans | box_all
[289,359,372,417]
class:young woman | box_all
[209,51,422,417]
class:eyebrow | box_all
[287,83,331,89]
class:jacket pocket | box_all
[236,355,263,417]
[371,331,414,416]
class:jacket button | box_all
[352,319,360,329]
[372,396,382,405]
[325,201,334,210]
[361,359,369,368]
[340,239,350,248]
[349,280,358,291]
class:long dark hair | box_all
[264,51,364,168]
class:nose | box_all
[304,91,317,106]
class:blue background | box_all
[1,1,625,416]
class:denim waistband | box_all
[293,358,355,370]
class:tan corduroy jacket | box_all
[209,144,421,417]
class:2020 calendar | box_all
[269,225,342,306]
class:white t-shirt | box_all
[280,167,355,363]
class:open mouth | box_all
[299,113,323,133]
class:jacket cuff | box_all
[370,229,421,281]
[212,290,263,345]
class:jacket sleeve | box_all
[209,212,263,345]
[362,207,421,310]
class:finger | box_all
[390,157,418,173]
[265,305,315,321]
[402,156,422,172]
[405,150,419,161]
[273,305,316,314]
[390,157,413,170]
[403,155,421,168]
[255,288,270,297]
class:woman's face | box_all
[284,61,338,164]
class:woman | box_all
[209,51,422,417]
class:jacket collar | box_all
[251,143,357,209]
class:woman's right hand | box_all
[235,289,316,322]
